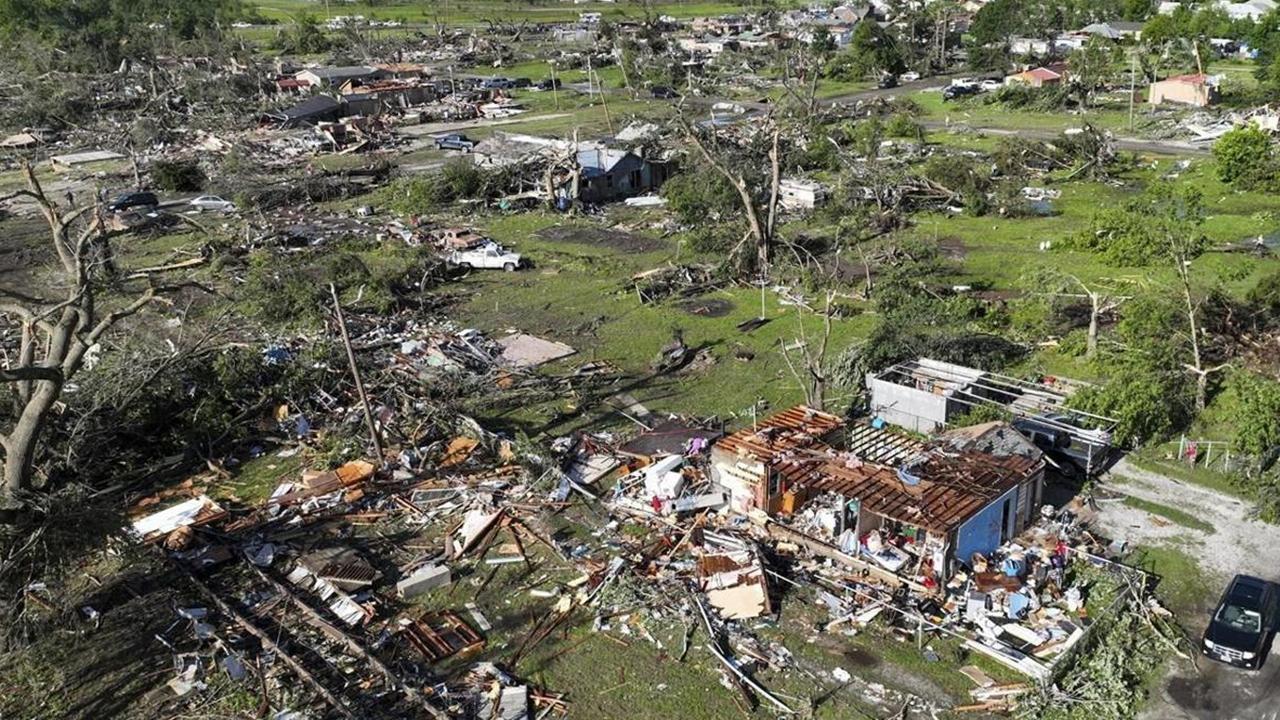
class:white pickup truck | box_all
[445,243,523,271]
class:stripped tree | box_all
[0,164,205,515]
[680,116,782,276]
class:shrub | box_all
[151,159,206,192]
[1213,125,1278,190]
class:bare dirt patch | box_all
[676,297,734,317]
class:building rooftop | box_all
[715,405,845,463]
[804,440,1040,534]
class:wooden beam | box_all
[765,521,935,595]
[179,567,357,719]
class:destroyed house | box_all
[799,421,1045,576]
[710,405,846,514]
[575,147,669,203]
[866,357,1117,475]
[472,132,570,168]
[337,79,436,108]
[1148,73,1220,107]
[265,95,342,128]
[295,65,386,88]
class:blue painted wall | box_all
[954,487,1018,564]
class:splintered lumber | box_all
[242,560,447,720]
[404,611,485,662]
[180,567,356,720]
[691,591,792,714]
[765,521,934,595]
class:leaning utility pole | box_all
[329,283,385,466]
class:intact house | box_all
[1214,0,1278,21]
[796,420,1046,580]
[1149,73,1220,107]
[709,405,847,515]
[1077,21,1144,42]
[1005,63,1069,88]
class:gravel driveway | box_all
[1094,458,1280,720]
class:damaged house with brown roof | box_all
[711,406,1046,582]
[709,405,846,515]
[797,420,1046,581]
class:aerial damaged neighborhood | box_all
[5,1,1280,719]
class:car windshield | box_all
[1216,603,1262,633]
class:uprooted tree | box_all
[0,165,204,515]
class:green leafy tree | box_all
[1225,371,1280,457]
[1070,185,1206,266]
[1068,37,1122,108]
[825,22,905,81]
[276,13,331,55]
[969,0,1023,47]
[1070,351,1192,446]
[0,0,243,70]
[1213,125,1278,189]
[150,159,205,192]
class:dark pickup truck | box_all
[434,134,475,151]
[1203,575,1279,669]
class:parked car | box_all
[979,78,1003,92]
[481,77,513,89]
[188,195,236,213]
[942,83,980,101]
[1012,415,1111,479]
[446,243,522,271]
[901,71,921,82]
[1203,575,1279,669]
[435,133,475,151]
[877,75,899,89]
[107,191,159,213]
[651,85,680,99]
[534,78,563,91]
[511,77,533,88]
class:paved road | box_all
[1097,459,1280,720]
[919,121,1211,156]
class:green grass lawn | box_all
[441,211,875,434]
[1127,543,1220,617]
[1118,494,1217,534]
[1126,448,1247,500]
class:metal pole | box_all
[330,283,385,466]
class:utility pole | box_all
[596,64,615,135]
[329,284,385,466]
[550,61,559,110]
[1128,52,1136,132]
